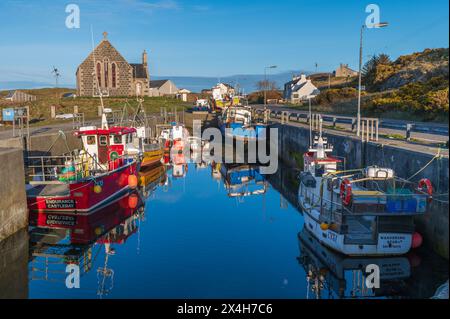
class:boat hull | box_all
[298,196,413,256]
[29,191,143,245]
[141,149,163,168]
[220,123,267,142]
[27,161,138,213]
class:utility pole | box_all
[263,65,277,108]
[357,25,364,137]
[357,22,388,137]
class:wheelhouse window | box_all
[99,135,108,146]
[87,136,96,145]
[112,135,122,144]
[126,134,133,144]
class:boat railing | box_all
[26,154,87,183]
[300,186,427,221]
[26,153,134,184]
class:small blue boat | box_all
[218,106,267,142]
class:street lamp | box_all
[264,65,277,107]
[356,22,388,137]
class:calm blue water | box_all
[27,163,447,299]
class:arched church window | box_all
[96,62,102,87]
[104,61,109,88]
[112,63,117,88]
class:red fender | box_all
[340,178,352,206]
[418,178,433,202]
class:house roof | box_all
[5,90,35,99]
[131,63,147,79]
[149,79,170,89]
[6,90,16,98]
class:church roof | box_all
[78,38,129,69]
[131,63,147,79]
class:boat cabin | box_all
[74,126,137,165]
[303,136,342,177]
[222,106,253,126]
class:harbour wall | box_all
[0,148,28,242]
[0,132,82,242]
[272,123,449,259]
[0,228,28,298]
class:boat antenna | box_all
[308,97,312,148]
[91,26,105,118]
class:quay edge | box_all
[273,122,449,260]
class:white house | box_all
[4,90,37,103]
[177,88,191,102]
[211,83,235,100]
[284,74,320,103]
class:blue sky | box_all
[0,0,448,85]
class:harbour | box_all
[0,106,448,298]
[1,159,447,299]
[0,0,448,304]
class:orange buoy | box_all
[320,223,329,231]
[411,232,423,249]
[93,185,102,194]
[128,194,139,209]
[418,178,433,202]
[128,174,138,189]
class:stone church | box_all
[76,32,150,97]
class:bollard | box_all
[351,118,356,132]
[406,124,413,141]
[50,105,56,119]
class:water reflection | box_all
[213,163,268,198]
[22,148,447,299]
[297,227,411,299]
[29,190,145,298]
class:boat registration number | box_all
[45,214,76,227]
[45,199,76,209]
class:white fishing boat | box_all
[297,127,432,256]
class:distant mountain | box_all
[0,81,75,91]
[0,70,311,93]
[153,70,310,93]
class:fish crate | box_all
[385,189,423,213]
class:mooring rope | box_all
[407,148,442,181]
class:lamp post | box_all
[264,65,277,108]
[356,22,388,137]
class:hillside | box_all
[365,48,449,91]
[302,48,449,122]
[0,88,190,125]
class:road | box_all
[252,104,449,144]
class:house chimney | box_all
[143,50,148,66]
[300,74,307,83]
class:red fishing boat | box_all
[29,190,143,244]
[26,117,140,213]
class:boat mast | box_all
[308,97,312,148]
[91,26,107,129]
